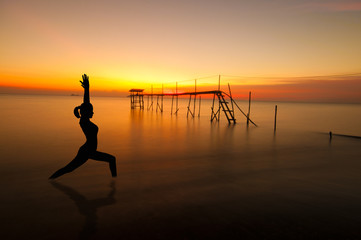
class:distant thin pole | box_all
[141,94,144,109]
[211,93,216,121]
[171,85,173,114]
[147,95,149,110]
[161,84,164,113]
[228,83,234,112]
[217,75,221,120]
[171,95,174,115]
[187,95,191,118]
[193,79,197,116]
[151,85,153,111]
[195,78,197,93]
[274,105,278,133]
[130,92,133,109]
[247,91,251,126]
[155,94,160,112]
[198,96,201,117]
[176,82,178,115]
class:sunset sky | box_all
[1,0,361,102]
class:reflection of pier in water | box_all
[129,78,257,125]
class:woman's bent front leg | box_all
[89,151,117,177]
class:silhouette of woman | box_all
[50,74,117,179]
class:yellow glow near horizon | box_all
[1,0,361,101]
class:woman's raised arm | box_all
[80,74,90,103]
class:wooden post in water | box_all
[156,95,159,112]
[274,105,278,132]
[217,75,221,120]
[218,75,221,91]
[211,93,216,121]
[141,93,144,109]
[176,82,178,115]
[130,93,133,109]
[187,95,192,118]
[228,83,234,113]
[171,95,174,115]
[193,79,197,116]
[247,91,251,126]
[198,96,201,117]
[161,84,164,113]
[151,85,153,111]
[147,95,149,110]
[171,83,175,115]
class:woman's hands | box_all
[80,74,89,89]
[80,74,90,103]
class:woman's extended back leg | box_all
[49,150,88,179]
[89,151,117,177]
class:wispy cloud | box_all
[298,1,361,12]
[231,75,361,103]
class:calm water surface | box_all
[1,94,361,239]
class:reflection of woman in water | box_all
[50,181,116,239]
[50,74,117,179]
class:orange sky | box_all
[1,0,361,102]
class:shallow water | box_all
[1,94,361,239]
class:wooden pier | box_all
[129,89,144,109]
[129,88,257,126]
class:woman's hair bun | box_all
[73,106,81,118]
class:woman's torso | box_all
[80,118,98,150]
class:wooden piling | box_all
[228,83,234,113]
[187,95,192,118]
[247,91,251,126]
[171,95,174,115]
[274,105,278,132]
[147,95,149,110]
[151,85,153,111]
[176,82,179,115]
[161,84,164,113]
[211,93,216,122]
[198,96,201,117]
[193,79,197,116]
[156,95,159,112]
[217,75,221,120]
